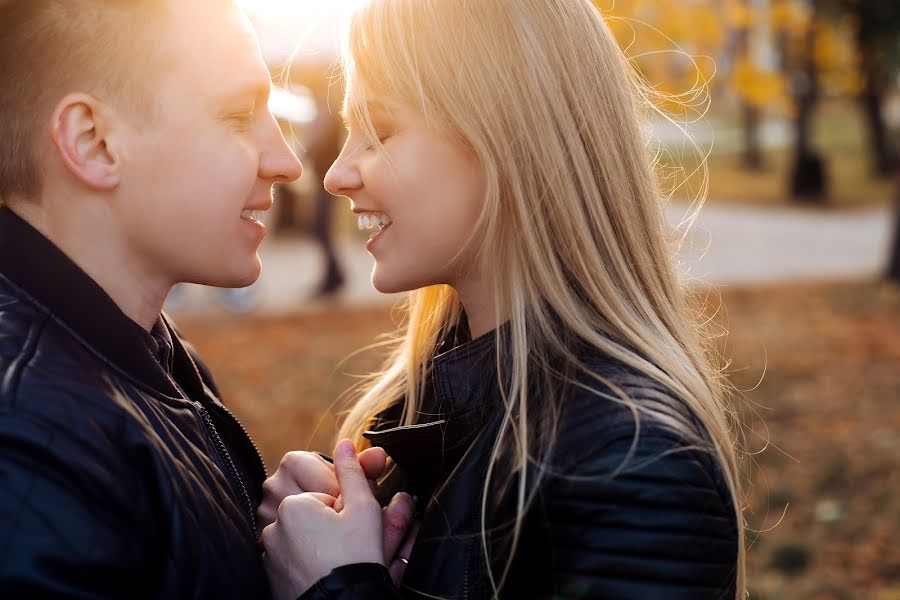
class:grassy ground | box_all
[178,280,900,600]
[720,282,900,600]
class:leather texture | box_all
[0,208,271,599]
[302,322,739,600]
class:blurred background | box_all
[166,1,900,598]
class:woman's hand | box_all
[258,447,387,530]
[261,439,406,600]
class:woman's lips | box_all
[366,221,392,251]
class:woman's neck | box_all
[454,276,504,340]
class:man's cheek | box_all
[211,150,258,189]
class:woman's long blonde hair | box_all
[335,0,745,597]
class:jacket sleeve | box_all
[525,426,739,600]
[0,411,153,597]
[298,563,400,600]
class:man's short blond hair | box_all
[0,0,164,200]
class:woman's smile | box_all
[356,211,393,249]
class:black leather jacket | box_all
[0,208,271,598]
[303,323,739,599]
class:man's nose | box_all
[261,119,303,184]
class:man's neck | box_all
[8,200,169,332]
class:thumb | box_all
[382,492,415,560]
[358,446,388,481]
[333,439,376,510]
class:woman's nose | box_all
[323,142,363,197]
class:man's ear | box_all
[48,93,122,191]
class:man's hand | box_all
[262,440,408,599]
[258,447,387,530]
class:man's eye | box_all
[229,111,255,129]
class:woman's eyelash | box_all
[363,132,391,151]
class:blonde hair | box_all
[335,0,745,597]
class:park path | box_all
[165,202,894,316]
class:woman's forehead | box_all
[341,90,401,126]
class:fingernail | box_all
[338,439,357,459]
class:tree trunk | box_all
[788,11,828,203]
[852,0,897,178]
[887,173,900,282]
[736,0,764,170]
[858,47,895,177]
[742,102,764,170]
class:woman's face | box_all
[324,96,485,294]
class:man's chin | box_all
[187,260,262,289]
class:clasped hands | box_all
[259,439,418,600]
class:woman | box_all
[261,0,745,598]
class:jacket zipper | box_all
[196,401,259,539]
[463,538,470,600]
[205,399,267,478]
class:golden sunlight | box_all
[237,0,369,63]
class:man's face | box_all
[113,0,302,288]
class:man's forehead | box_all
[158,0,271,99]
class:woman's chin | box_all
[371,269,417,295]
[371,277,403,295]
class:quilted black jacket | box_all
[302,322,739,599]
[0,208,271,598]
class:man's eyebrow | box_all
[221,80,272,104]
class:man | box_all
[0,1,411,596]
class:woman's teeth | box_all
[357,212,392,231]
[241,209,263,223]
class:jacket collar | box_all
[430,320,502,425]
[0,207,191,398]
[363,318,508,497]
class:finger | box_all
[333,439,377,510]
[277,451,339,497]
[331,481,378,514]
[382,492,416,559]
[257,505,277,532]
[388,521,420,586]
[277,491,335,525]
[259,522,277,554]
[301,492,337,508]
[260,476,300,512]
[259,473,310,530]
[333,447,382,514]
[358,446,387,481]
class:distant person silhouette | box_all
[304,71,345,297]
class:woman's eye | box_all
[366,132,392,150]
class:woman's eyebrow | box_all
[340,101,391,126]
